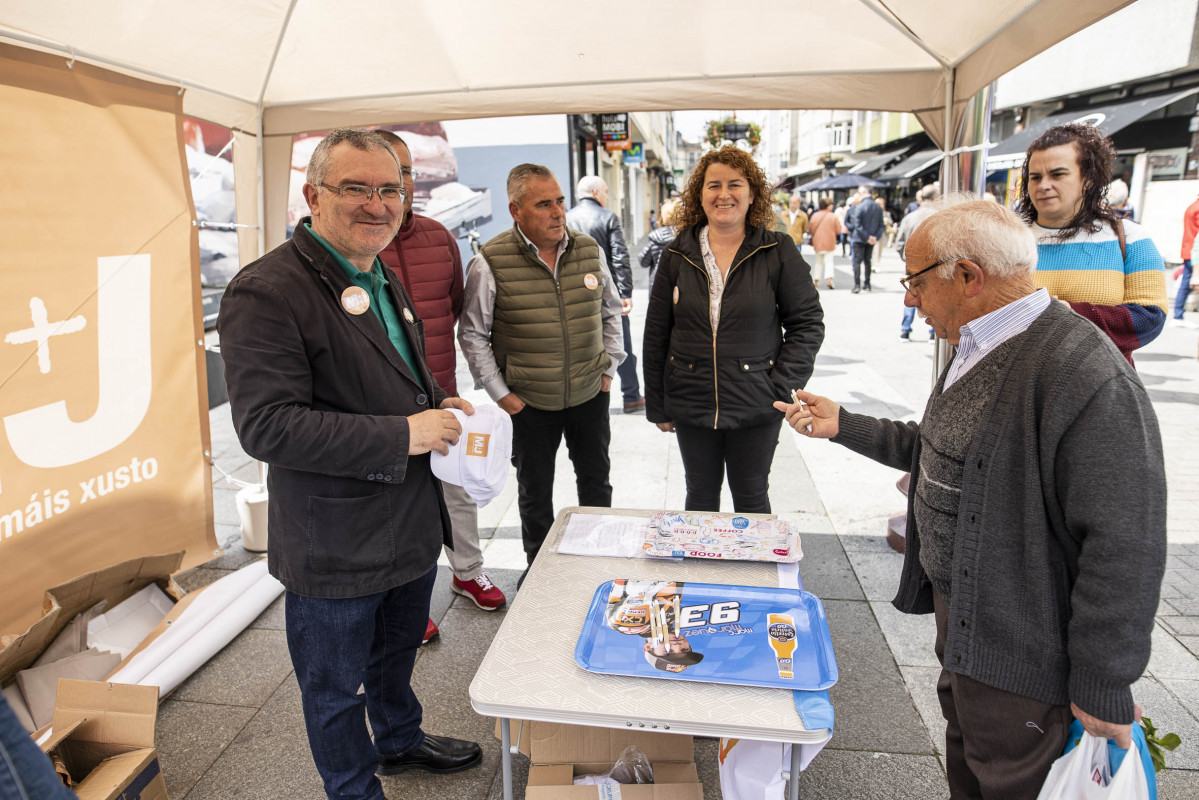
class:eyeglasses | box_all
[318,183,407,205]
[400,167,421,179]
[900,260,949,295]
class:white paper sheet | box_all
[557,514,655,558]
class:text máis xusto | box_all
[0,455,160,541]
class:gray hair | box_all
[375,129,408,151]
[920,194,1037,279]
[507,163,556,206]
[577,175,606,199]
[305,128,399,187]
[1106,178,1129,207]
[919,183,940,202]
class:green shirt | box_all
[305,224,424,390]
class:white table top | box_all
[469,507,831,744]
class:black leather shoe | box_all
[378,734,482,775]
[851,285,860,294]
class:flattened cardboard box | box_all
[41,679,167,800]
[0,551,185,686]
[497,719,703,799]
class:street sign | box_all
[623,143,644,164]
[604,139,632,151]
[599,113,629,141]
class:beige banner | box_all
[0,43,216,635]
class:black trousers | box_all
[511,389,612,562]
[933,589,1072,799]
[674,418,782,513]
[851,242,873,288]
[618,314,641,402]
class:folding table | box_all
[469,507,833,800]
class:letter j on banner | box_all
[0,43,216,634]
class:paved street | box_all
[169,245,1199,798]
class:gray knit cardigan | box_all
[832,302,1166,724]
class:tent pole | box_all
[933,68,957,382]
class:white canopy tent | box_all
[1,0,1134,261]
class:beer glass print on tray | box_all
[574,580,838,691]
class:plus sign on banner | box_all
[0,43,216,635]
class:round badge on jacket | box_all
[402,307,415,323]
[584,273,599,290]
[341,286,371,315]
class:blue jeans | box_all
[1175,259,1193,319]
[901,306,935,335]
[286,567,436,800]
[0,694,75,800]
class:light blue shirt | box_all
[943,289,1051,391]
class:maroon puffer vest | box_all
[378,213,464,396]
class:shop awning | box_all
[876,150,944,182]
[848,152,901,176]
[986,87,1199,169]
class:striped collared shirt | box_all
[943,288,1051,391]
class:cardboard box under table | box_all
[470,507,832,800]
[40,679,167,800]
[501,719,702,799]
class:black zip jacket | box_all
[642,225,824,429]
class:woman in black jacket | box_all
[643,147,824,512]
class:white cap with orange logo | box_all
[430,404,512,506]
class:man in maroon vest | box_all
[377,132,506,642]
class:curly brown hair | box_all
[1019,123,1117,240]
[676,146,775,231]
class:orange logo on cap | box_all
[465,432,490,457]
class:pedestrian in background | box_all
[808,197,838,290]
[834,200,849,256]
[643,146,824,513]
[638,198,680,296]
[566,176,644,413]
[785,194,809,260]
[1020,123,1167,365]
[1175,190,1199,328]
[848,188,885,293]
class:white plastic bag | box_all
[1036,732,1150,800]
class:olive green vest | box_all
[482,226,611,411]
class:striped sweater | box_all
[1033,220,1166,365]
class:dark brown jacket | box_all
[218,219,450,598]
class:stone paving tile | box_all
[1162,616,1199,637]
[156,699,256,800]
[1158,768,1199,797]
[872,601,939,668]
[172,628,293,708]
[1178,636,1199,656]
[1132,676,1199,771]
[795,532,865,601]
[823,599,936,755]
[1147,622,1199,680]
[900,665,947,756]
[184,674,326,800]
[845,550,905,603]
[797,749,949,799]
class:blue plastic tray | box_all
[574,579,838,691]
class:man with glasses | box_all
[219,128,483,800]
[775,198,1165,798]
[376,131,507,641]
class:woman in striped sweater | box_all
[1019,123,1167,365]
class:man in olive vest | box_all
[459,164,625,574]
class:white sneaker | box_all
[1170,318,1198,329]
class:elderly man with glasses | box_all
[775,198,1166,798]
[219,128,482,800]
